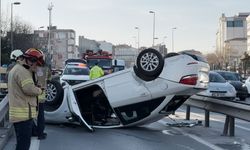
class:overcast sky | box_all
[2,0,250,53]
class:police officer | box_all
[8,48,45,150]
[89,62,104,80]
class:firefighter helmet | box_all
[10,49,23,61]
[23,48,45,66]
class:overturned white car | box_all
[45,48,209,131]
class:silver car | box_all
[192,71,236,101]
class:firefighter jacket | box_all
[89,65,104,80]
[8,63,43,123]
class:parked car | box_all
[44,48,209,131]
[244,76,250,94]
[215,70,248,100]
[192,71,236,101]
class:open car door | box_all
[66,85,94,132]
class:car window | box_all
[64,67,89,75]
[209,73,226,83]
[217,72,238,81]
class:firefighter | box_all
[89,62,104,80]
[34,62,51,140]
[6,49,24,81]
[8,48,45,150]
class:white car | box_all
[191,71,236,101]
[46,63,89,106]
[44,48,209,131]
[245,76,250,94]
[61,63,90,86]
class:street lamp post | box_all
[48,3,53,55]
[162,36,167,45]
[149,11,155,47]
[172,27,177,52]
[132,36,136,48]
[10,2,21,51]
[135,27,140,50]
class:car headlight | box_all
[229,87,236,93]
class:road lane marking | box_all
[29,137,40,150]
[158,120,224,150]
[178,108,250,132]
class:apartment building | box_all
[216,13,249,70]
[34,26,77,69]
[247,16,250,52]
[113,44,139,68]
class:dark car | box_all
[215,70,248,101]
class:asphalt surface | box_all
[3,105,250,150]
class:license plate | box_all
[212,93,225,97]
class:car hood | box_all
[209,82,235,91]
[61,75,90,81]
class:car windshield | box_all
[63,67,89,75]
[209,72,226,83]
[87,59,112,69]
[217,72,239,81]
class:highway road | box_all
[4,104,250,150]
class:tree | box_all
[1,16,37,65]
[205,53,220,70]
[240,52,250,75]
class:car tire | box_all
[46,80,63,106]
[134,48,164,81]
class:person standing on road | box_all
[34,63,51,140]
[6,49,24,81]
[89,62,104,80]
[8,48,45,150]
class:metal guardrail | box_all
[0,97,8,127]
[184,95,250,136]
[0,67,8,127]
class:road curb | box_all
[0,123,14,150]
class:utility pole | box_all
[149,11,155,47]
[48,3,53,67]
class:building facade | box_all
[216,13,249,70]
[247,16,250,52]
[34,26,77,69]
[113,44,139,68]
[78,36,100,56]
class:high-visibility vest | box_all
[90,65,104,80]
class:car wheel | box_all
[134,48,164,81]
[46,80,63,105]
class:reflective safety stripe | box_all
[9,107,37,119]
[21,78,34,87]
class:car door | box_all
[67,85,94,132]
[104,71,152,107]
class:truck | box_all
[83,50,114,74]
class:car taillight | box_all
[179,75,198,85]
